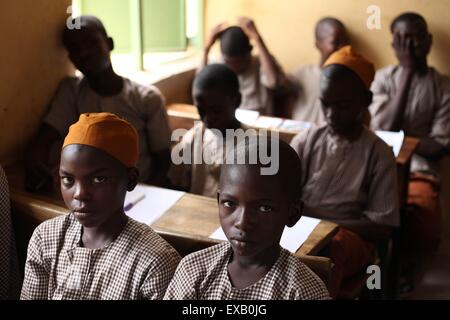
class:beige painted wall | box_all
[204,0,450,73]
[0,0,72,165]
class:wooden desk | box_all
[167,103,306,144]
[152,192,339,256]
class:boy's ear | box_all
[286,198,302,228]
[107,37,114,51]
[126,167,139,191]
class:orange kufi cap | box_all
[323,45,375,89]
[63,112,139,167]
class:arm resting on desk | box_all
[304,205,392,242]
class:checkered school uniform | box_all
[164,242,330,300]
[21,214,181,300]
[0,166,21,299]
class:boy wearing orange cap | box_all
[290,46,399,298]
[25,15,171,191]
[369,13,449,261]
[21,113,180,300]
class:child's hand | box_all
[392,33,416,70]
[205,22,228,49]
[237,17,259,40]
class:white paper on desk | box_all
[209,216,321,253]
[124,184,185,225]
[375,130,404,157]
[235,108,260,126]
[253,116,283,129]
[279,119,312,132]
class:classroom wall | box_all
[0,0,72,165]
[204,0,450,74]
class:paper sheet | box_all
[279,119,312,132]
[209,216,321,253]
[124,184,185,225]
[253,116,283,129]
[235,108,260,126]
[375,130,404,157]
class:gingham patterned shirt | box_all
[0,165,21,299]
[21,213,181,300]
[164,242,330,300]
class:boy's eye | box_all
[222,200,235,208]
[258,205,273,213]
[92,176,107,184]
[61,176,73,185]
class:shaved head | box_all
[221,135,302,201]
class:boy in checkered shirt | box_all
[164,137,329,300]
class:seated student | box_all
[21,113,181,300]
[369,12,450,257]
[170,64,244,197]
[290,46,399,298]
[289,17,350,124]
[25,15,171,191]
[0,165,21,299]
[164,136,330,299]
[200,17,286,116]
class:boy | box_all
[369,12,450,255]
[21,113,181,300]
[165,137,330,299]
[25,15,171,191]
[170,64,243,197]
[290,46,399,298]
[200,17,286,115]
[0,165,21,299]
[289,17,350,124]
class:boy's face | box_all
[392,20,431,60]
[316,25,349,62]
[223,53,252,75]
[59,144,135,228]
[218,165,299,259]
[193,87,240,132]
[63,27,112,75]
[320,71,368,137]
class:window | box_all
[72,0,204,72]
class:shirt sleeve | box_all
[142,87,171,153]
[168,125,200,192]
[369,68,392,130]
[20,227,50,300]
[43,77,80,137]
[259,55,285,90]
[139,249,181,300]
[163,259,198,300]
[430,76,450,150]
[362,141,400,227]
[289,129,310,161]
